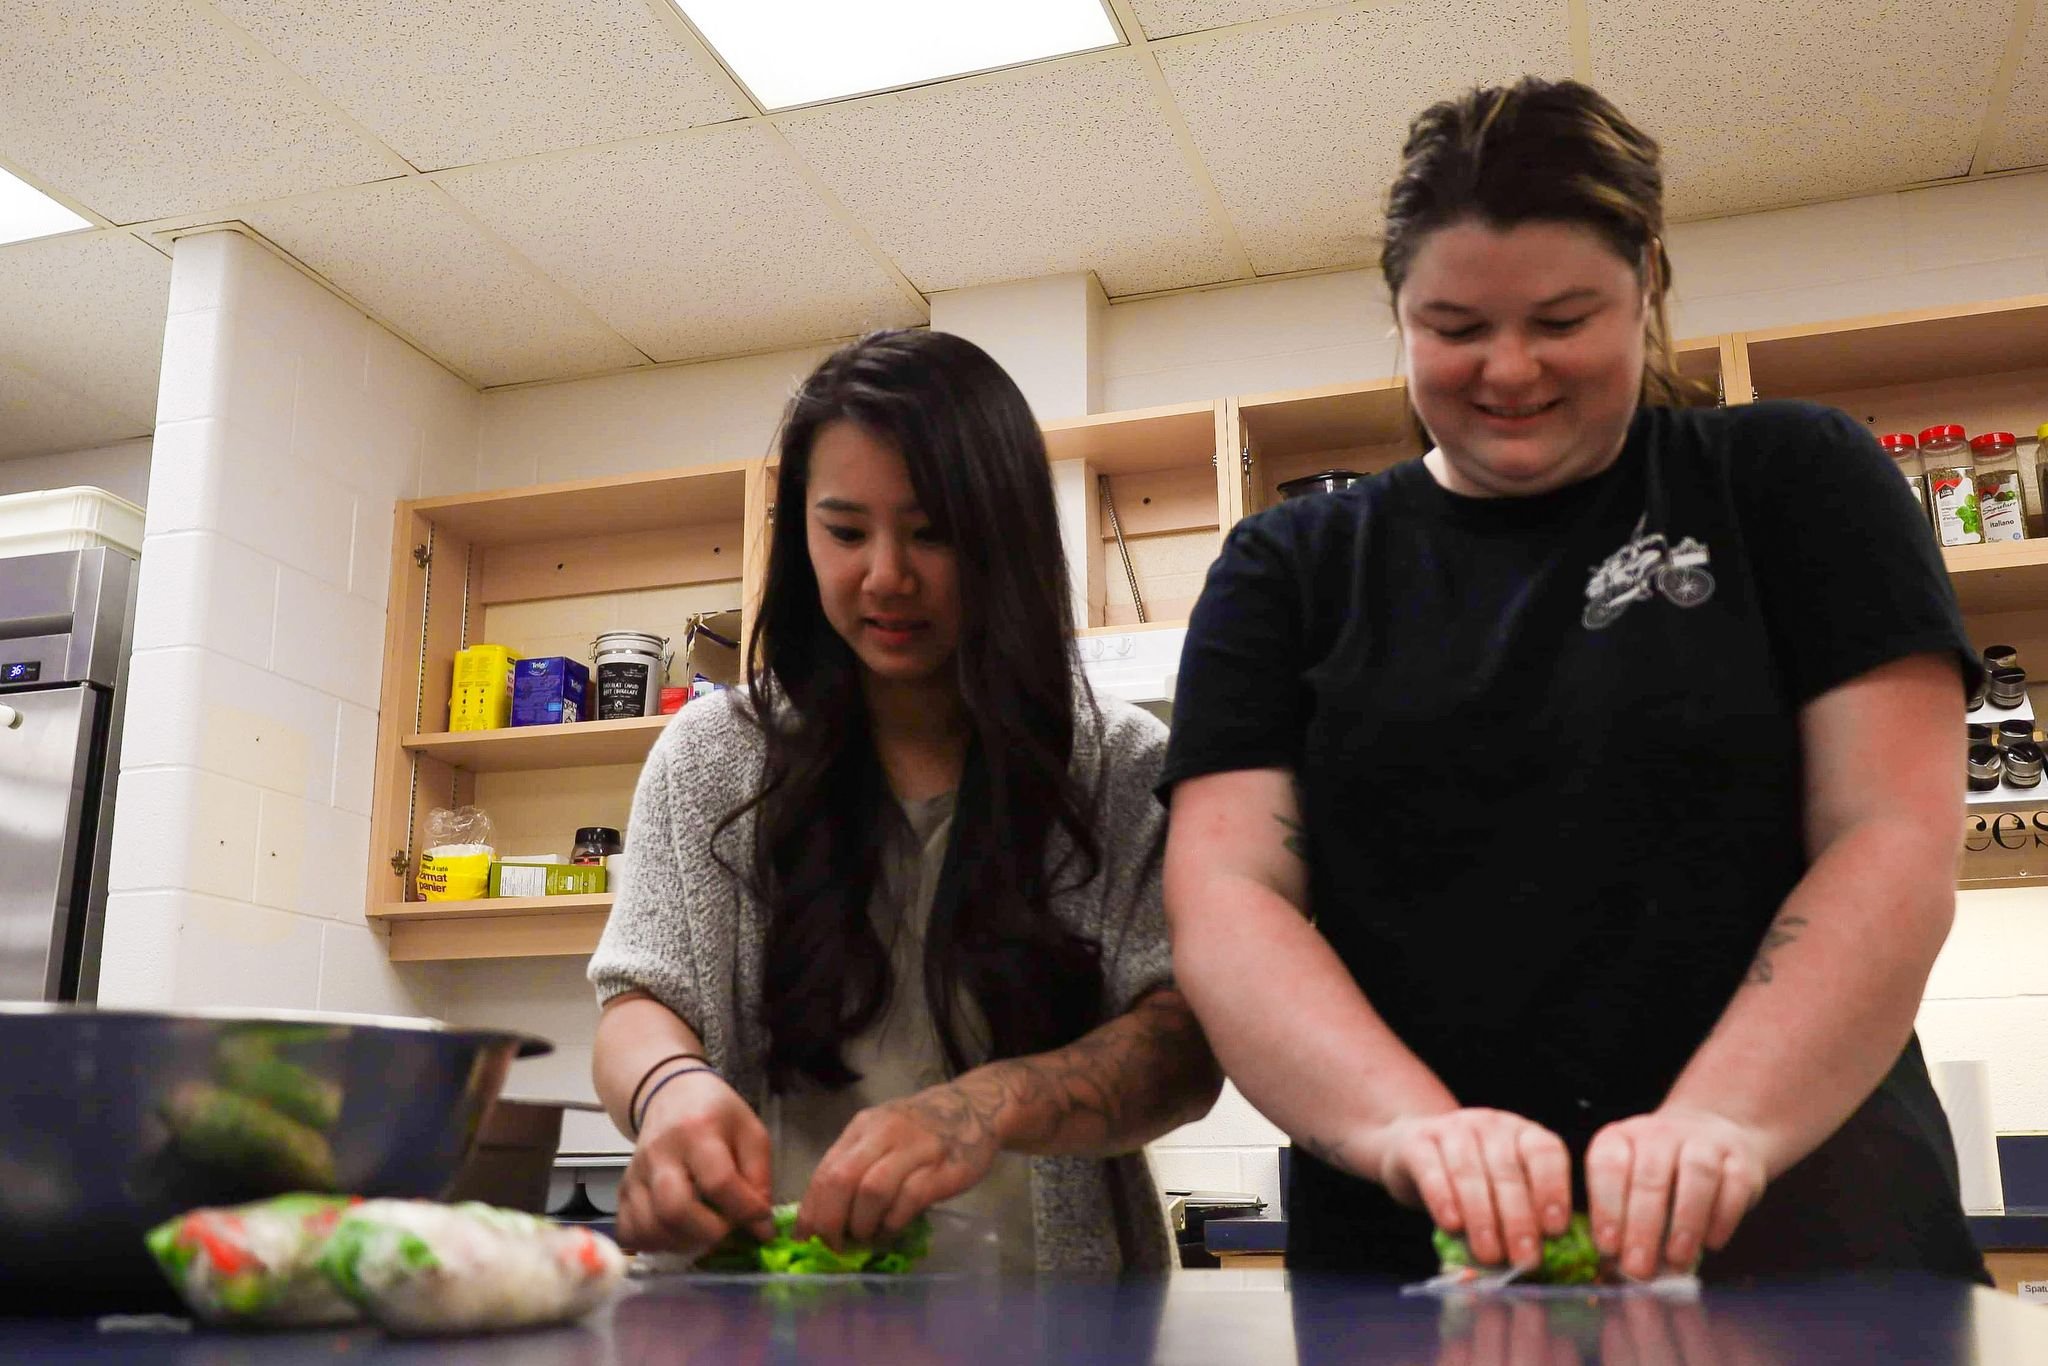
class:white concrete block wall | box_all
[0,437,152,506]
[1101,269,1398,411]
[1665,174,2048,340]
[475,344,834,489]
[99,227,477,1018]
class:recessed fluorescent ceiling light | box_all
[678,0,1121,111]
[0,166,90,246]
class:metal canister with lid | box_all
[1878,433,1928,523]
[572,827,622,866]
[591,631,672,720]
[1972,432,2027,541]
[1920,424,1982,547]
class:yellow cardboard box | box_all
[450,644,520,731]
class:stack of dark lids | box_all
[1968,645,2038,791]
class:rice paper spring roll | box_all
[317,1200,624,1336]
[146,1194,361,1327]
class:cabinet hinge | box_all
[412,544,431,569]
[388,849,411,878]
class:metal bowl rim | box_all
[0,1003,552,1057]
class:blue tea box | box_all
[511,656,589,726]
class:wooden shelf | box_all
[1747,294,2048,397]
[370,895,612,962]
[1042,401,1220,475]
[412,462,752,544]
[1945,541,2048,617]
[1238,377,1411,456]
[404,715,671,773]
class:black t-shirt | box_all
[1162,400,1988,1281]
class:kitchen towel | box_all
[1929,1058,2005,1214]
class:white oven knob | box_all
[0,705,19,730]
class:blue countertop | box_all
[7,1272,2042,1363]
[1207,1213,2048,1255]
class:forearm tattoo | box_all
[958,988,1219,1158]
[1745,913,1808,986]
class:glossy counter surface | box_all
[8,1270,2046,1364]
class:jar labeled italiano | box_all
[1972,432,2027,541]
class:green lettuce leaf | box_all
[698,1202,933,1276]
[1432,1212,1600,1285]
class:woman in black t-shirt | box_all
[1160,78,1988,1283]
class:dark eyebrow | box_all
[813,496,927,515]
[1416,286,1602,315]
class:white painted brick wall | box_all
[99,227,478,1014]
[0,437,152,505]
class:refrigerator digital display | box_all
[3,661,38,683]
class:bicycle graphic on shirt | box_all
[1582,517,1717,630]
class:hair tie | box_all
[627,1051,708,1128]
[631,1065,721,1137]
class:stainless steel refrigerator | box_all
[0,547,137,1001]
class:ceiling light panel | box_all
[0,166,90,246]
[677,0,1122,110]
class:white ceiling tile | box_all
[435,125,923,363]
[0,356,144,461]
[1591,0,2010,219]
[1129,1,1327,40]
[0,230,169,428]
[241,180,646,387]
[210,0,745,172]
[778,55,1240,296]
[1158,2,1572,276]
[1988,0,2048,172]
[0,0,402,223]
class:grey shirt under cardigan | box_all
[587,687,1179,1273]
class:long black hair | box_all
[716,329,1106,1091]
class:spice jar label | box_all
[1928,468,1984,546]
[1977,470,2027,542]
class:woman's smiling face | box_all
[1398,218,1649,498]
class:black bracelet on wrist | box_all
[627,1051,708,1127]
[632,1065,719,1136]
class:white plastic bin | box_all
[0,487,144,561]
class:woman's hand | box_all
[1585,1107,1767,1278]
[797,1083,1002,1249]
[616,1069,776,1258]
[1364,1108,1574,1270]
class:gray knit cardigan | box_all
[588,687,1178,1273]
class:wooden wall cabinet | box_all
[365,292,2048,959]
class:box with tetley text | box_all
[511,656,589,726]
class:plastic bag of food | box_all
[415,806,494,902]
[146,1195,361,1327]
[694,1202,933,1275]
[1404,1214,1700,1300]
[316,1200,624,1336]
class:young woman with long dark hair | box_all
[1162,78,1988,1284]
[590,329,1220,1273]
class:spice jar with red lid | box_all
[1919,425,1982,547]
[1878,433,1929,523]
[1971,432,2027,541]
